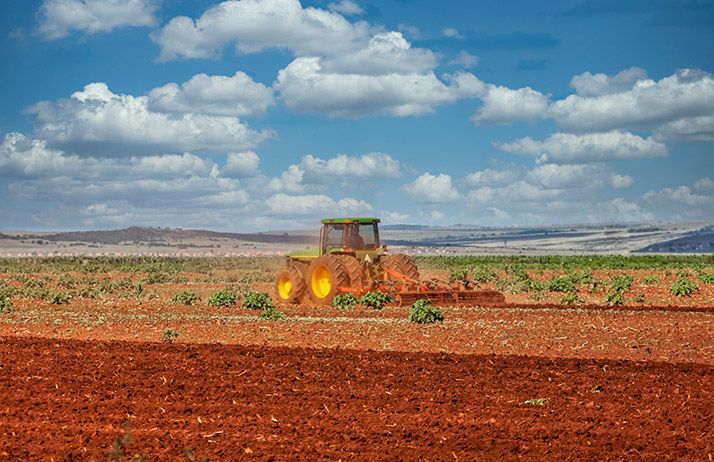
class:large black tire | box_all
[381,254,420,281]
[334,255,364,289]
[307,255,349,305]
[275,265,306,304]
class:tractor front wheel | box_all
[307,255,349,305]
[275,265,306,304]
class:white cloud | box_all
[265,165,305,193]
[222,151,260,177]
[147,72,274,117]
[321,31,438,75]
[382,211,410,223]
[301,152,400,180]
[497,130,668,164]
[403,173,461,203]
[37,0,157,39]
[28,82,272,155]
[472,84,549,125]
[151,0,373,61]
[464,168,520,186]
[526,164,611,189]
[550,69,714,133]
[609,174,634,189]
[442,27,461,38]
[644,185,712,207]
[653,116,714,142]
[265,193,371,215]
[449,51,479,68]
[328,0,364,16]
[276,57,483,117]
[606,198,653,222]
[570,67,647,97]
[694,177,714,192]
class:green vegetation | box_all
[360,291,392,310]
[171,290,200,306]
[642,275,659,285]
[48,291,71,305]
[671,278,697,297]
[524,397,548,406]
[259,306,287,321]
[332,292,359,310]
[449,269,469,284]
[547,276,576,293]
[699,272,714,284]
[242,291,274,310]
[408,299,444,324]
[560,293,583,305]
[161,329,179,343]
[0,295,12,314]
[207,289,238,307]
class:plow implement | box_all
[368,267,505,306]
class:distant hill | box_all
[15,227,315,246]
[637,227,714,253]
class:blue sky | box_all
[1,0,713,231]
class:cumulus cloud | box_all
[301,152,400,180]
[526,163,633,190]
[442,27,461,38]
[151,0,373,61]
[464,168,520,186]
[27,82,271,155]
[570,67,647,97]
[550,69,714,133]
[449,51,479,68]
[276,57,484,117]
[265,193,371,215]
[403,173,461,203]
[644,183,712,207]
[222,151,260,177]
[328,0,364,16]
[496,130,668,163]
[605,198,653,222]
[472,84,549,125]
[653,116,714,142]
[147,72,274,117]
[37,0,158,39]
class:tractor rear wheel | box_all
[381,254,420,281]
[307,255,349,304]
[275,265,306,304]
[335,255,364,289]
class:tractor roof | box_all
[321,217,380,224]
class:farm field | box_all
[1,255,713,459]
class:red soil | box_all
[1,336,712,461]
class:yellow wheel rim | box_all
[278,275,292,300]
[311,265,331,299]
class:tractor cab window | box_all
[325,224,345,250]
[357,223,378,249]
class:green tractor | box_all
[275,217,505,306]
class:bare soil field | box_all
[1,337,712,461]
[0,256,712,459]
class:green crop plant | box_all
[0,296,12,314]
[259,306,286,321]
[332,293,359,310]
[548,276,576,293]
[161,329,179,343]
[360,291,392,310]
[560,292,583,305]
[242,291,274,310]
[671,278,697,297]
[0,281,16,299]
[207,289,238,307]
[471,267,497,283]
[524,397,548,406]
[449,269,469,284]
[699,272,714,284]
[609,275,634,292]
[48,291,71,305]
[408,299,444,324]
[642,275,659,285]
[171,290,200,306]
[606,289,626,306]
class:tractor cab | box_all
[320,218,381,257]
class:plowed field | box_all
[0,256,713,459]
[1,337,712,461]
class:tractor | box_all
[275,217,505,306]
